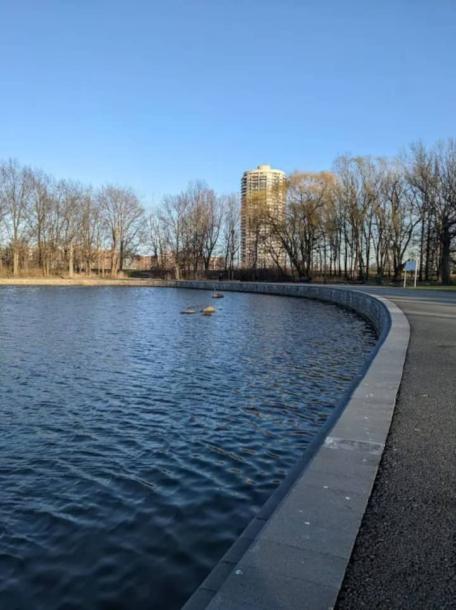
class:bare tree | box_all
[407,141,456,284]
[222,194,240,279]
[160,192,190,280]
[55,180,85,277]
[1,140,454,283]
[383,160,420,281]
[29,169,55,275]
[269,172,335,278]
[195,185,223,272]
[99,185,144,276]
[437,141,456,283]
[0,160,34,275]
[146,209,168,272]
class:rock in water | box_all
[202,306,216,315]
[181,307,197,314]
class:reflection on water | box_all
[0,287,376,610]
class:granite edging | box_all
[163,281,409,610]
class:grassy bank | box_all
[1,276,454,291]
[0,276,164,286]
[413,284,456,291]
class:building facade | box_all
[240,164,286,268]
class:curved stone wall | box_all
[163,281,409,610]
[168,280,391,336]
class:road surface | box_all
[337,287,456,609]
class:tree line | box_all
[0,160,146,276]
[246,139,456,284]
[0,161,240,278]
[0,138,454,283]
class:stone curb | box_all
[167,282,409,610]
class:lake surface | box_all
[0,287,376,610]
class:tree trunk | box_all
[111,247,119,277]
[13,247,19,276]
[419,212,426,282]
[440,221,451,285]
[119,240,124,273]
[69,241,74,278]
[425,213,432,281]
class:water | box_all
[0,287,376,610]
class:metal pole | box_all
[414,261,418,288]
[403,269,407,288]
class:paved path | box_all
[337,287,456,610]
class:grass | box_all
[414,284,456,291]
[0,276,162,286]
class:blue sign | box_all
[404,260,416,272]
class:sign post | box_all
[404,260,417,288]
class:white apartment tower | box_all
[240,164,286,268]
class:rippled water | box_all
[0,287,376,610]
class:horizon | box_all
[1,0,456,203]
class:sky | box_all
[1,0,455,203]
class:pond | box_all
[0,287,376,610]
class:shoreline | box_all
[172,281,408,610]
[1,276,454,291]
[0,277,163,287]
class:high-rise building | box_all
[240,164,286,268]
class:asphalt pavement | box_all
[336,287,456,609]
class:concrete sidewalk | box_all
[337,288,456,609]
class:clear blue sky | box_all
[1,0,455,203]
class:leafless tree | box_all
[144,210,167,272]
[407,141,456,284]
[0,140,454,283]
[269,172,335,278]
[221,194,240,279]
[160,192,190,279]
[0,159,33,275]
[98,185,144,275]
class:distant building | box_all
[240,164,286,268]
[123,254,155,271]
